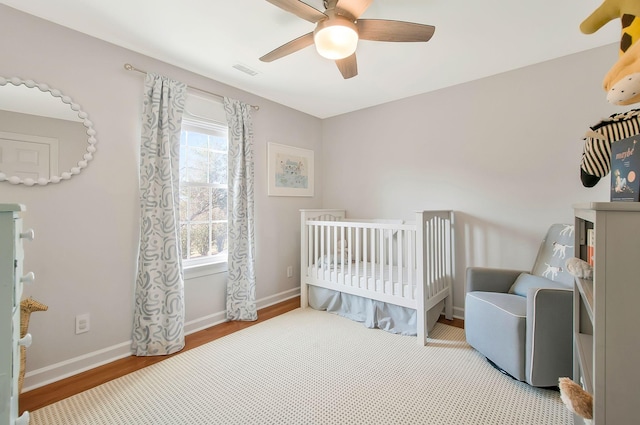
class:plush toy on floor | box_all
[581,0,640,105]
[559,377,593,421]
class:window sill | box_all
[184,261,228,280]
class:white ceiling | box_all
[1,0,620,118]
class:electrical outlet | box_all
[75,313,90,334]
[287,266,293,278]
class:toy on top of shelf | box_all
[579,109,640,187]
[581,0,640,105]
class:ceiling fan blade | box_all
[335,0,373,20]
[336,53,358,79]
[265,0,327,23]
[357,19,435,42]
[260,32,315,62]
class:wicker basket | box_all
[19,298,48,393]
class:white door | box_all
[0,131,58,180]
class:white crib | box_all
[300,209,454,345]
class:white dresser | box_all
[1,204,33,425]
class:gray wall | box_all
[322,45,622,314]
[0,4,627,390]
[0,5,321,390]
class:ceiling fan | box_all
[260,0,435,79]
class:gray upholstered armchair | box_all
[464,224,575,387]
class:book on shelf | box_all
[587,228,595,266]
[611,135,640,201]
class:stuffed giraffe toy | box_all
[19,297,48,393]
[581,0,640,105]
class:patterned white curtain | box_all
[132,74,187,356]
[224,97,257,321]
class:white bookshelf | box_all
[573,202,640,424]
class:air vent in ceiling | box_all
[233,63,259,76]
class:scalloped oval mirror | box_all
[0,77,97,186]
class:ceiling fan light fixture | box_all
[314,18,358,60]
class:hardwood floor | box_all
[19,297,463,414]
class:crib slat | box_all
[308,225,313,278]
[424,221,430,298]
[407,231,419,300]
[387,229,392,294]
[362,228,368,289]
[440,217,448,292]
[346,226,352,285]
[397,230,403,297]
[436,218,443,294]
[338,225,342,284]
[320,226,328,279]
[437,220,443,296]
[430,221,436,298]
[314,224,319,279]
[378,228,384,294]
[431,218,442,295]
[354,228,359,287]
[371,228,376,291]
[335,225,339,284]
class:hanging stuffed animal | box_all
[604,38,640,104]
[581,0,640,105]
[579,108,640,187]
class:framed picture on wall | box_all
[267,142,314,197]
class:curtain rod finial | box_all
[124,63,134,71]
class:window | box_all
[179,116,228,268]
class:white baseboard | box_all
[256,287,300,310]
[22,287,301,392]
[183,287,300,335]
[22,341,133,393]
[453,306,464,320]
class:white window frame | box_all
[179,113,229,276]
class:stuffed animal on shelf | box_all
[559,377,593,420]
[579,108,640,187]
[565,257,593,279]
[581,0,640,105]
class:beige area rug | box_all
[31,308,573,424]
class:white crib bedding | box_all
[308,286,418,336]
[308,261,416,299]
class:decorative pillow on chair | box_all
[508,273,565,297]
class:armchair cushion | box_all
[466,267,527,293]
[508,272,566,297]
